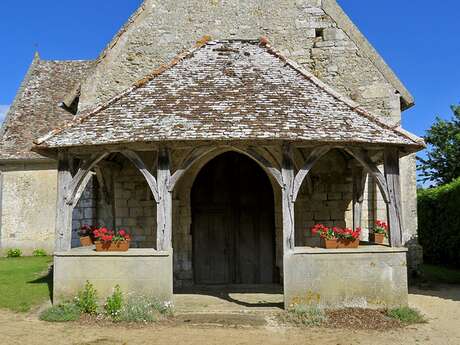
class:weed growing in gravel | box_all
[387,307,426,324]
[285,304,327,327]
[119,295,174,323]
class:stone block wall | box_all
[284,246,409,309]
[112,156,157,248]
[71,176,97,248]
[53,249,173,303]
[0,162,57,255]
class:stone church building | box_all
[0,1,424,307]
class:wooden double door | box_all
[192,152,276,285]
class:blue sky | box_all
[0,1,459,151]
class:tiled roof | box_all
[0,56,93,161]
[35,40,424,151]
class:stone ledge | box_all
[291,244,408,255]
[54,247,170,257]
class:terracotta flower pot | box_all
[370,233,385,244]
[321,238,359,249]
[80,236,93,247]
[337,238,359,248]
[322,238,338,249]
[95,240,130,252]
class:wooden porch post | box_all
[352,167,367,230]
[157,148,172,251]
[384,147,403,247]
[55,150,73,252]
[281,143,295,252]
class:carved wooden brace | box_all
[121,150,159,202]
[242,146,283,187]
[168,146,216,192]
[345,148,390,204]
[292,145,332,201]
[65,152,109,206]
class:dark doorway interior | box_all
[191,152,276,285]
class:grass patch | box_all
[421,264,460,285]
[0,256,52,312]
[39,302,81,322]
[283,305,326,327]
[387,306,426,324]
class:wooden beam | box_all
[94,166,111,205]
[55,151,73,252]
[243,146,283,187]
[65,152,109,206]
[157,148,172,251]
[292,146,331,201]
[345,148,390,204]
[384,147,403,247]
[73,171,95,206]
[281,143,295,252]
[121,150,159,202]
[169,146,215,191]
[352,167,368,229]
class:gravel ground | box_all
[0,285,459,345]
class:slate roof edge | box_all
[33,37,425,150]
[0,52,40,139]
[262,42,425,148]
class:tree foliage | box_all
[418,104,460,185]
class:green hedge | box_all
[418,178,460,267]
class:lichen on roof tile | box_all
[0,58,93,160]
[34,41,424,150]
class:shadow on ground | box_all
[28,265,54,303]
[174,284,284,312]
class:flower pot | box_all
[80,236,93,247]
[321,238,359,249]
[370,233,385,244]
[322,238,338,249]
[95,240,130,252]
[337,238,359,248]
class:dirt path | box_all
[0,286,459,345]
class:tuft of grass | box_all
[285,304,327,327]
[118,295,173,323]
[421,264,460,285]
[39,302,81,322]
[32,249,48,257]
[6,249,22,258]
[0,256,52,312]
[387,306,426,324]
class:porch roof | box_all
[34,39,425,152]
